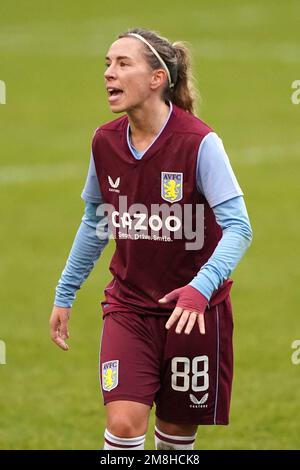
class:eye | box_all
[120,62,128,67]
[105,63,110,68]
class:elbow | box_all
[245,223,253,246]
[238,224,253,251]
[236,217,253,247]
[225,219,253,246]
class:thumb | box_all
[158,287,183,304]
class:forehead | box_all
[106,37,145,61]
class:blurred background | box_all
[0,0,299,449]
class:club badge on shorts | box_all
[161,172,183,202]
[102,360,119,391]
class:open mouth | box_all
[107,87,124,102]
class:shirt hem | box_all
[210,191,244,208]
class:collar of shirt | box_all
[127,101,173,160]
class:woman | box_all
[49,28,252,450]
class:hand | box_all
[49,306,71,351]
[158,285,208,335]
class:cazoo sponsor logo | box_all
[96,196,205,250]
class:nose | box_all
[104,63,116,81]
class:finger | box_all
[159,288,181,304]
[50,316,69,350]
[50,317,59,340]
[51,331,69,351]
[184,312,198,335]
[175,310,191,334]
[59,316,70,340]
[165,306,183,329]
[198,313,206,335]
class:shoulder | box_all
[199,132,223,154]
[172,104,214,138]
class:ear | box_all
[150,69,168,91]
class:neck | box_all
[127,98,170,140]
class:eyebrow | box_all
[105,55,133,61]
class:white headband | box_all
[127,33,174,89]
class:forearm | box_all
[189,196,253,300]
[54,203,109,308]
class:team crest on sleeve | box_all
[102,360,119,391]
[161,172,183,202]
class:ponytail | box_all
[166,41,198,114]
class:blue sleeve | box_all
[54,202,109,308]
[81,153,103,204]
[189,196,253,300]
[196,132,243,207]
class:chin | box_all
[108,103,128,114]
[108,98,141,114]
[111,108,126,114]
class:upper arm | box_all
[81,153,103,204]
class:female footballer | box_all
[49,28,252,450]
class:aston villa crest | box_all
[161,172,183,203]
[102,360,119,392]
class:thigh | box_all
[155,297,234,425]
[156,416,198,436]
[100,312,164,408]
